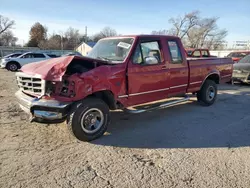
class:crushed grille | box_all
[16,72,45,96]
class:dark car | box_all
[232,54,250,83]
[62,52,83,57]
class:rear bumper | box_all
[15,90,71,123]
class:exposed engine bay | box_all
[45,58,112,98]
[65,58,110,75]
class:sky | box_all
[0,0,250,46]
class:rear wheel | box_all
[6,62,19,72]
[67,97,110,141]
[197,80,217,106]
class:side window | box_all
[132,41,161,65]
[239,53,246,58]
[201,50,209,57]
[33,53,46,58]
[22,53,33,58]
[167,41,183,63]
[234,53,240,57]
[193,50,201,57]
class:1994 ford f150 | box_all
[15,35,233,141]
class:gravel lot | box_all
[1,68,250,188]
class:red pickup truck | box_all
[15,35,233,141]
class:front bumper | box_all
[0,61,6,68]
[15,90,71,123]
[232,70,250,83]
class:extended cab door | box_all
[127,37,169,106]
[166,39,189,96]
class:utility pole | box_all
[60,35,63,52]
[85,26,88,42]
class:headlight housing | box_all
[0,59,8,67]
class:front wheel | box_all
[6,62,19,72]
[67,98,110,141]
[197,80,217,106]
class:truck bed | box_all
[187,57,233,93]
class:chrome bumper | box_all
[15,90,71,123]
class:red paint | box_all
[20,35,233,107]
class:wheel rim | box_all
[206,86,215,101]
[9,64,17,71]
[80,108,104,134]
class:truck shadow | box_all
[93,90,250,149]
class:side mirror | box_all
[144,56,159,65]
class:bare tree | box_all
[151,30,169,35]
[0,30,17,46]
[0,15,15,35]
[168,10,200,39]
[38,34,61,49]
[38,27,85,50]
[187,17,228,49]
[157,11,228,49]
[63,27,82,50]
[93,27,117,42]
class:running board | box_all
[123,96,190,114]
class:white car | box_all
[0,52,51,71]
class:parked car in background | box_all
[47,54,60,58]
[15,35,233,141]
[185,48,216,58]
[227,51,250,63]
[62,52,83,57]
[232,54,250,83]
[0,52,51,71]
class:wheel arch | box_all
[90,90,117,110]
[200,72,220,90]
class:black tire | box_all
[67,97,110,141]
[197,80,217,106]
[6,61,20,72]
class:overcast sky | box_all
[1,0,249,45]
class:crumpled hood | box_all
[20,56,101,81]
[233,63,250,72]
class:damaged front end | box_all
[15,89,71,123]
[15,56,111,123]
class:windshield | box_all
[87,37,134,63]
[238,54,250,64]
[4,53,22,58]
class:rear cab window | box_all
[192,50,201,57]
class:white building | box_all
[75,42,96,56]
